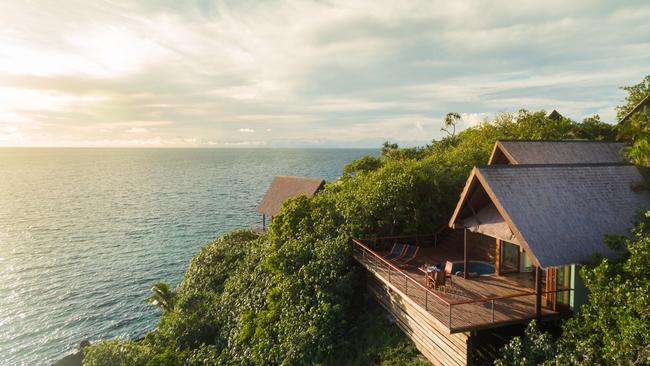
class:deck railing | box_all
[352,238,573,333]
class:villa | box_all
[353,140,649,365]
[257,176,325,230]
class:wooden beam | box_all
[495,238,502,276]
[262,214,266,230]
[515,247,521,273]
[464,229,468,279]
[535,266,542,319]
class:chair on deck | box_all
[433,269,447,291]
[444,261,454,285]
[393,245,419,266]
[383,243,406,260]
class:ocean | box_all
[0,148,374,366]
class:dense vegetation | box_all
[617,75,650,167]
[83,75,649,365]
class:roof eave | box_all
[449,166,546,268]
[487,140,518,165]
[620,94,650,124]
[449,167,479,228]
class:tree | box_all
[571,115,617,140]
[342,156,382,177]
[381,141,399,156]
[494,321,557,366]
[551,212,650,365]
[617,75,650,167]
[145,282,175,314]
[441,112,461,137]
[616,75,650,121]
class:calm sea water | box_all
[0,148,374,366]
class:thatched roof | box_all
[620,93,650,124]
[488,140,626,165]
[548,110,563,120]
[256,176,325,216]
[450,163,650,268]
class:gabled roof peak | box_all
[488,140,626,165]
[449,164,650,268]
[256,176,325,216]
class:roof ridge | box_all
[275,175,325,180]
[497,139,625,143]
[478,162,634,169]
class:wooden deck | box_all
[405,246,536,301]
[353,241,561,333]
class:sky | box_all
[0,1,648,148]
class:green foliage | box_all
[346,295,430,366]
[84,108,617,366]
[380,141,399,156]
[342,155,382,177]
[176,230,258,296]
[572,115,617,141]
[145,282,175,314]
[442,111,461,136]
[552,213,650,365]
[494,321,557,366]
[617,75,650,167]
[616,75,650,121]
[82,340,155,366]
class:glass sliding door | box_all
[555,266,571,310]
[500,241,520,273]
[544,266,572,311]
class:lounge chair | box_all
[383,243,406,260]
[393,245,419,266]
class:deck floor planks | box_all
[355,247,558,333]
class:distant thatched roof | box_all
[620,94,650,124]
[488,140,626,165]
[548,110,563,120]
[450,163,650,268]
[256,176,325,216]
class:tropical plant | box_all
[441,112,461,136]
[617,75,650,167]
[494,321,557,366]
[145,282,175,314]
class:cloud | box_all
[125,127,148,133]
[0,0,648,147]
[223,140,267,146]
[460,113,489,127]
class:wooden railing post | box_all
[535,266,542,319]
[425,290,428,311]
[405,276,408,295]
[495,238,502,276]
[491,300,495,322]
[463,228,469,279]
